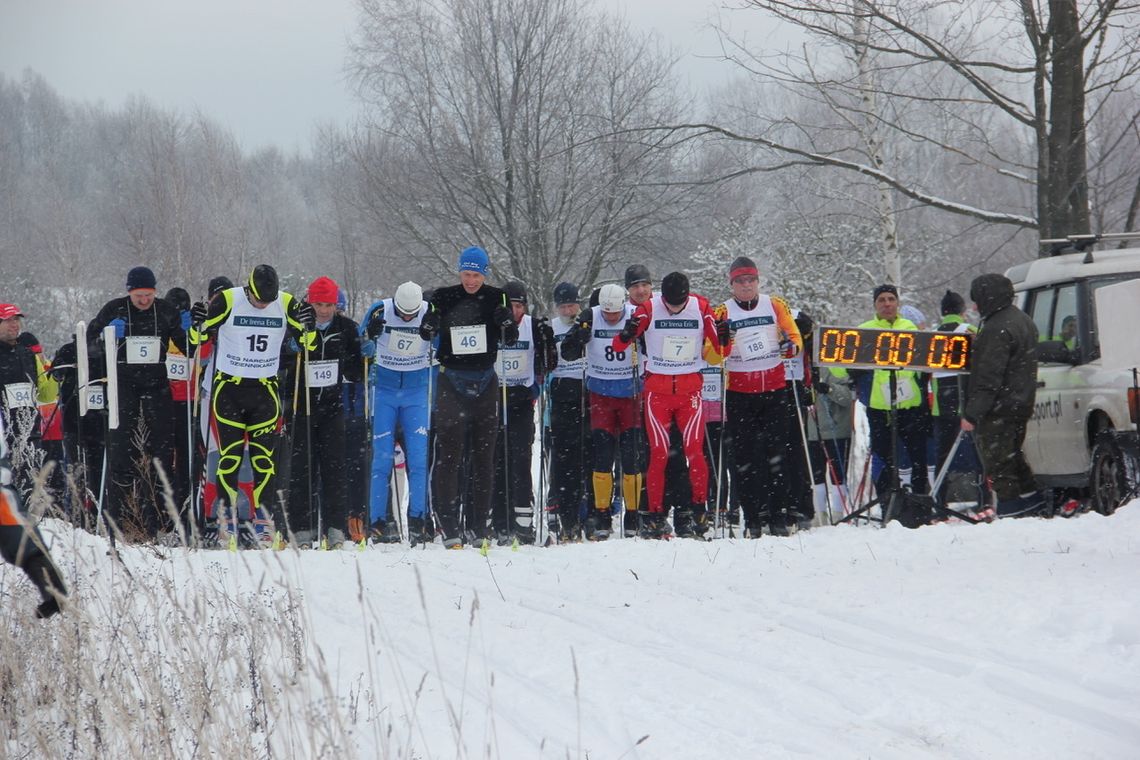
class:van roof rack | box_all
[1039,232,1140,261]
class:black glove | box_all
[536,317,554,345]
[190,301,209,325]
[618,317,639,344]
[365,303,386,340]
[419,307,440,341]
[493,304,513,329]
[296,300,316,331]
[560,322,590,360]
[716,318,731,348]
[814,381,831,395]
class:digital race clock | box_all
[814,326,973,373]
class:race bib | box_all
[307,359,339,388]
[881,376,918,405]
[86,385,106,411]
[662,334,696,361]
[499,351,530,378]
[125,336,162,364]
[3,382,34,409]
[166,355,189,380]
[451,324,487,355]
[701,370,722,402]
[739,332,776,359]
[390,331,425,357]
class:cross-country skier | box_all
[287,276,362,547]
[714,257,802,537]
[419,247,517,549]
[361,280,433,545]
[0,304,45,499]
[613,272,726,538]
[559,282,639,540]
[546,282,589,539]
[87,267,189,538]
[189,264,315,544]
[491,281,556,544]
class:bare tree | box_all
[347,0,704,309]
[689,0,1140,254]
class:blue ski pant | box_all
[369,384,430,523]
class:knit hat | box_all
[458,246,490,275]
[0,304,24,321]
[729,256,759,282]
[598,283,626,313]
[126,266,157,291]
[506,281,528,304]
[208,276,234,298]
[661,272,690,307]
[164,287,191,312]
[624,264,651,288]
[307,276,339,304]
[553,282,579,306]
[394,281,423,315]
[872,283,899,301]
[940,289,965,316]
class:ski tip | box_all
[511,537,519,551]
[479,538,490,557]
[227,536,237,552]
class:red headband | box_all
[729,265,758,282]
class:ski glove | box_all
[360,339,376,359]
[493,305,513,329]
[618,317,640,344]
[365,304,385,340]
[190,301,209,325]
[716,318,732,347]
[419,308,440,341]
[180,310,192,330]
[296,301,317,331]
[814,381,830,395]
[109,318,126,340]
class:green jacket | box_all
[831,316,923,410]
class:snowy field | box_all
[4,504,1140,759]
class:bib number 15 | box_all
[246,334,269,352]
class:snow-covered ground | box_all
[5,504,1140,759]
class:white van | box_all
[1005,239,1140,513]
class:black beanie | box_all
[164,287,191,312]
[208,276,234,298]
[624,264,651,288]
[872,283,899,301]
[940,289,965,315]
[126,266,157,291]
[661,272,690,306]
[506,280,528,303]
[553,282,579,306]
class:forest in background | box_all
[3,0,1138,351]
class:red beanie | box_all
[307,276,339,304]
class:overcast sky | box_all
[0,0,781,154]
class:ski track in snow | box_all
[18,504,1140,759]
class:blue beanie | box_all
[126,266,157,291]
[458,246,490,275]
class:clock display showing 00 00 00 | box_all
[814,326,972,373]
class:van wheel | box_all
[1090,432,1131,515]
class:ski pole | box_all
[628,336,642,538]
[715,361,728,539]
[186,332,199,528]
[789,377,820,525]
[303,332,317,544]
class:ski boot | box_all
[369,518,401,545]
[407,515,431,546]
[639,511,671,539]
[24,553,66,619]
[585,509,611,541]
[325,527,347,550]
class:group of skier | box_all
[0,246,881,556]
